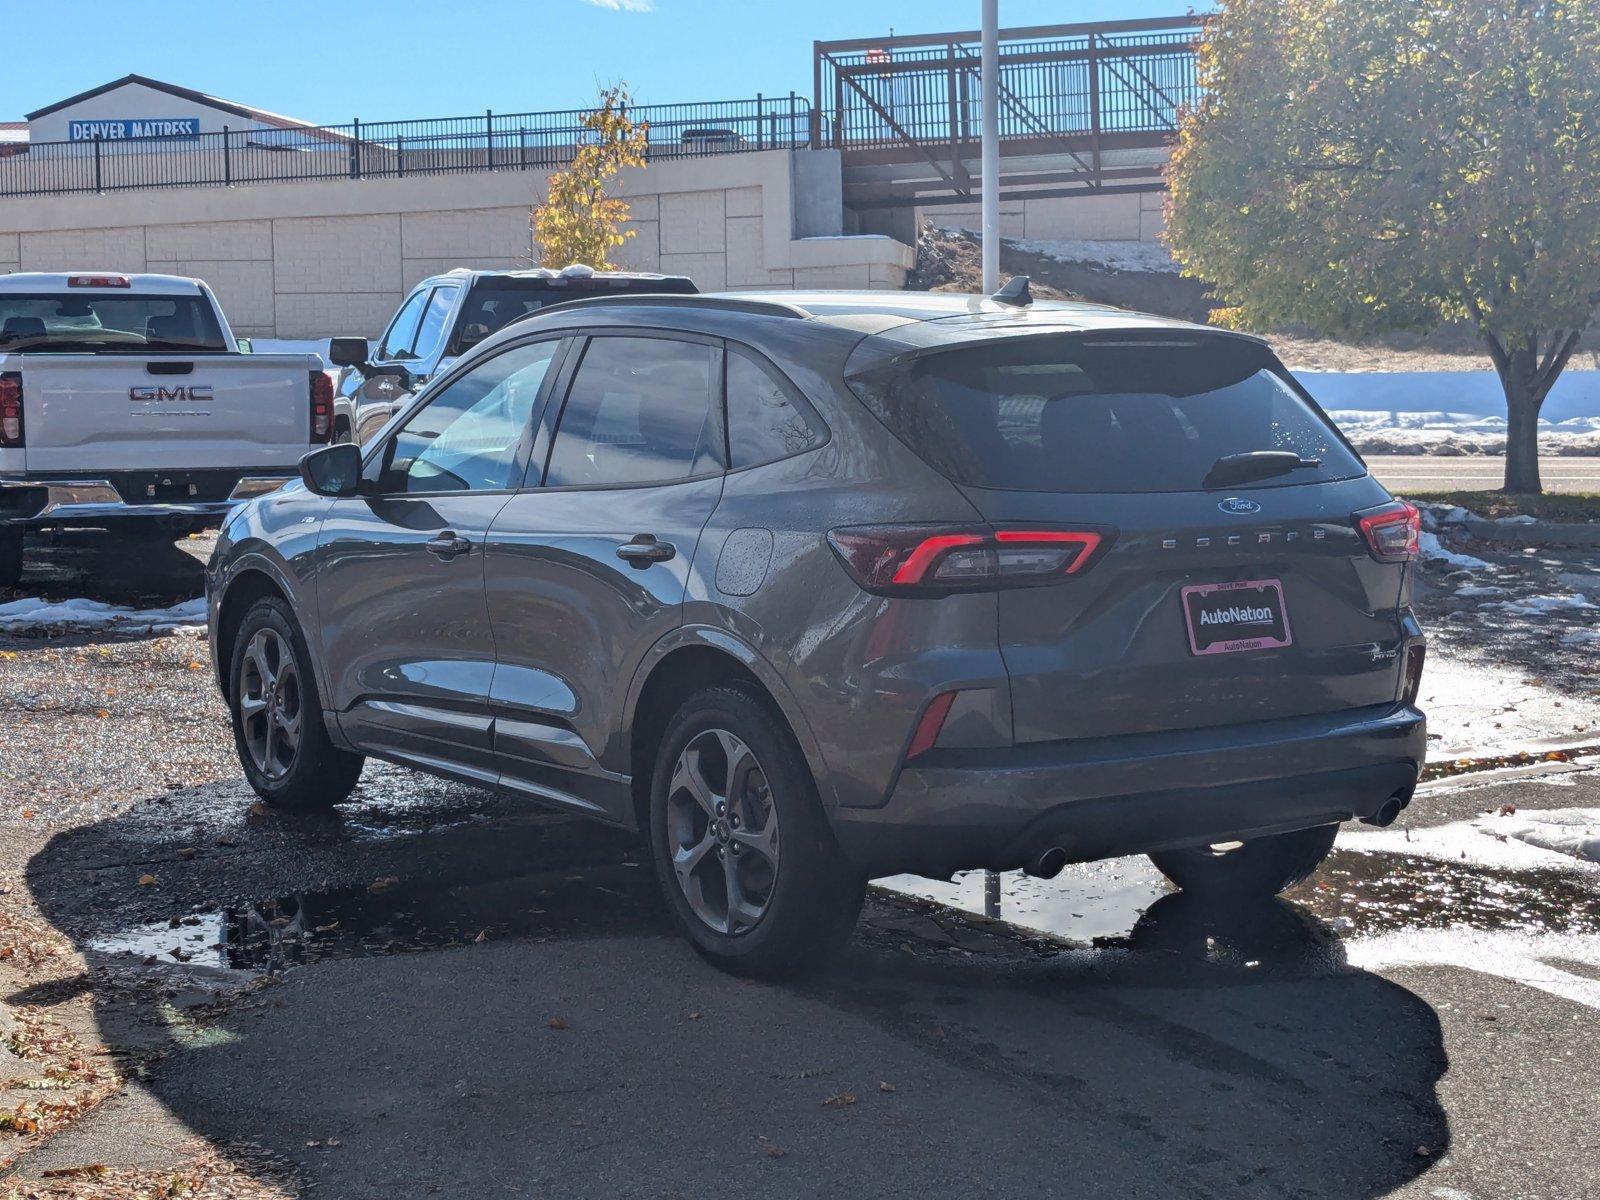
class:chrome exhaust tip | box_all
[1024,846,1069,879]
[1361,795,1405,828]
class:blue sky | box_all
[1,0,1208,125]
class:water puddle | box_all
[90,863,663,972]
[883,841,1600,947]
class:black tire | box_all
[1148,824,1338,897]
[227,596,363,810]
[0,526,21,588]
[648,685,865,975]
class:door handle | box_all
[616,534,676,567]
[425,532,472,559]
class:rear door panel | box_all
[961,478,1410,743]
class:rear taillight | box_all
[1401,642,1426,706]
[0,373,22,448]
[66,274,130,288]
[827,524,1111,595]
[1355,500,1420,561]
[310,371,334,443]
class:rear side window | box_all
[545,336,720,487]
[0,293,227,353]
[848,335,1363,493]
[726,350,825,468]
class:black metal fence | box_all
[0,94,813,199]
[813,16,1202,153]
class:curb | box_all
[1449,516,1600,548]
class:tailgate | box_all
[963,481,1410,742]
[19,354,317,474]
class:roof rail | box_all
[526,294,812,320]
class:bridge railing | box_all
[0,94,813,200]
[812,16,1203,157]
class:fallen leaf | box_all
[247,802,268,819]
[548,1017,568,1030]
[178,847,197,859]
[137,874,156,887]
[19,810,33,820]
[764,1145,787,1158]
[40,1165,108,1179]
[95,709,109,719]
[1498,803,1517,816]
[821,1092,856,1108]
[367,877,399,894]
[878,1081,896,1093]
[473,930,488,943]
[686,1011,702,1021]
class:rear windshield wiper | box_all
[1202,450,1321,489]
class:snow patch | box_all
[1483,592,1594,617]
[1417,531,1491,570]
[1495,808,1600,864]
[1008,237,1183,275]
[0,596,206,635]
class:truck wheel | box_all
[1148,824,1338,897]
[648,685,864,975]
[228,596,363,810]
[0,527,21,588]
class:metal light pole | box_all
[980,0,1000,293]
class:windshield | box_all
[0,293,228,353]
[848,334,1364,493]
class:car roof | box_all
[465,287,1267,369]
[416,266,696,290]
[0,271,204,295]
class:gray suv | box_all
[207,289,1427,972]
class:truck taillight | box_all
[0,374,22,448]
[309,371,334,443]
[1355,500,1420,561]
[827,524,1113,595]
[66,274,130,288]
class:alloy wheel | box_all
[236,628,303,781]
[665,728,780,935]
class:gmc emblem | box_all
[129,385,213,402]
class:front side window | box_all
[412,287,458,360]
[379,288,430,360]
[0,293,227,353]
[380,340,560,494]
[544,336,720,488]
[726,350,825,468]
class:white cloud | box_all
[582,0,654,10]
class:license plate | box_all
[1181,578,1293,656]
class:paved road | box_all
[1371,454,1600,494]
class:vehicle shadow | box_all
[19,780,1449,1198]
[7,524,211,608]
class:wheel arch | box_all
[623,628,835,831]
[213,554,308,702]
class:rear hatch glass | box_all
[846,333,1364,493]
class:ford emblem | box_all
[1218,497,1262,515]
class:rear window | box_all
[0,293,227,353]
[847,335,1364,493]
[454,276,698,348]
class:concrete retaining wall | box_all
[0,150,914,338]
[916,190,1165,243]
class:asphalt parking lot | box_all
[1,526,1598,1197]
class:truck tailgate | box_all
[19,354,318,473]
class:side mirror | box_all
[328,336,372,369]
[299,443,363,498]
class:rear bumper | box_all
[0,475,292,525]
[830,703,1424,878]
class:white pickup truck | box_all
[0,272,331,585]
